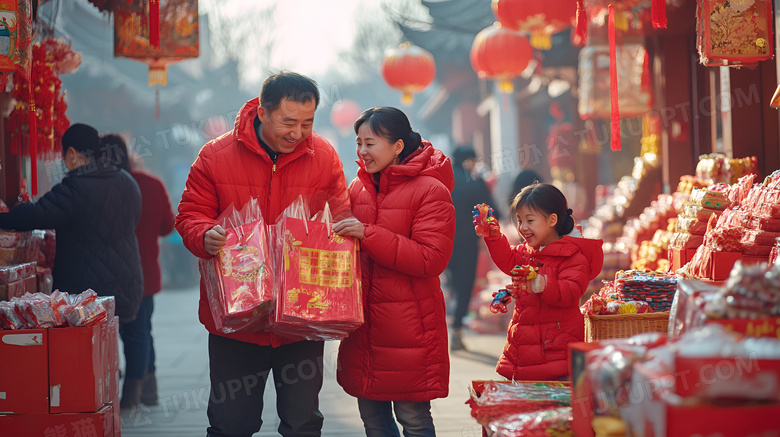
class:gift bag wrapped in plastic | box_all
[199,198,274,334]
[272,197,362,340]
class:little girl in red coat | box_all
[476,183,603,381]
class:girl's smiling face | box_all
[516,205,560,248]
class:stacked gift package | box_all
[0,291,120,436]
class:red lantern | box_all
[114,0,198,118]
[492,0,577,50]
[470,23,533,93]
[381,42,436,105]
[330,99,362,136]
[697,0,773,67]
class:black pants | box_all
[206,334,325,437]
[448,247,479,329]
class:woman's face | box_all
[356,123,403,174]
[515,205,559,248]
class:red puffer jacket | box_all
[337,142,455,402]
[175,97,348,346]
[485,234,603,381]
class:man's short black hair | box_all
[260,71,320,114]
[61,123,100,158]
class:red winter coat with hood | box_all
[337,142,455,402]
[175,97,349,346]
[485,233,603,381]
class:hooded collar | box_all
[529,235,604,281]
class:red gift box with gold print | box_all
[274,217,362,340]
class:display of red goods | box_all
[743,244,772,257]
[749,216,780,232]
[689,188,730,210]
[754,202,780,219]
[0,301,25,329]
[682,203,718,221]
[0,231,32,249]
[675,217,707,235]
[0,262,36,284]
[58,289,107,327]
[275,216,362,341]
[11,293,57,328]
[706,227,745,252]
[671,233,703,249]
[741,230,780,246]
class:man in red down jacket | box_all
[175,72,348,437]
[485,225,603,381]
[332,106,455,436]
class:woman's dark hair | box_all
[511,183,574,236]
[99,133,131,172]
[260,71,320,114]
[353,106,423,163]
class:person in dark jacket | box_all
[103,133,175,409]
[0,123,143,402]
[447,146,499,351]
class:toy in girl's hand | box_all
[490,289,513,314]
[473,203,499,239]
[511,265,539,280]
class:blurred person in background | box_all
[0,123,144,408]
[101,133,175,409]
[509,169,543,210]
[447,146,498,351]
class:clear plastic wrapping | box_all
[198,198,274,334]
[0,290,112,329]
[272,196,363,341]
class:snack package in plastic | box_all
[0,301,26,329]
[198,198,274,334]
[11,292,59,328]
[58,289,107,327]
[273,196,363,341]
[689,187,730,210]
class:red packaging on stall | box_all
[198,198,274,334]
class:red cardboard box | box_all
[0,329,48,414]
[632,363,780,437]
[105,317,119,404]
[668,247,697,272]
[705,251,742,281]
[0,403,113,436]
[569,341,606,437]
[49,323,105,413]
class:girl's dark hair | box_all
[353,106,423,163]
[99,133,131,172]
[511,183,574,236]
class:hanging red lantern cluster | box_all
[470,22,533,93]
[574,0,680,45]
[330,99,362,136]
[114,0,199,118]
[9,39,81,160]
[492,0,577,50]
[381,42,436,105]
[697,0,773,67]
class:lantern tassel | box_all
[28,97,38,195]
[155,88,160,120]
[652,0,667,29]
[608,5,621,152]
[149,0,161,49]
[0,73,7,92]
[401,92,414,105]
[575,0,588,46]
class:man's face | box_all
[257,98,316,154]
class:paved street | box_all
[119,286,507,437]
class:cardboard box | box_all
[0,403,113,436]
[705,251,742,281]
[0,329,48,414]
[49,323,105,414]
[103,317,119,404]
[742,254,770,266]
[631,363,780,437]
[668,247,697,272]
[569,342,607,437]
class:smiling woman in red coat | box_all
[333,106,455,437]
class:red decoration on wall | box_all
[470,22,533,93]
[381,42,436,105]
[491,0,577,50]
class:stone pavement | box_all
[119,287,508,437]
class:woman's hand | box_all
[333,217,365,241]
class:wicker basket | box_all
[584,311,670,342]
